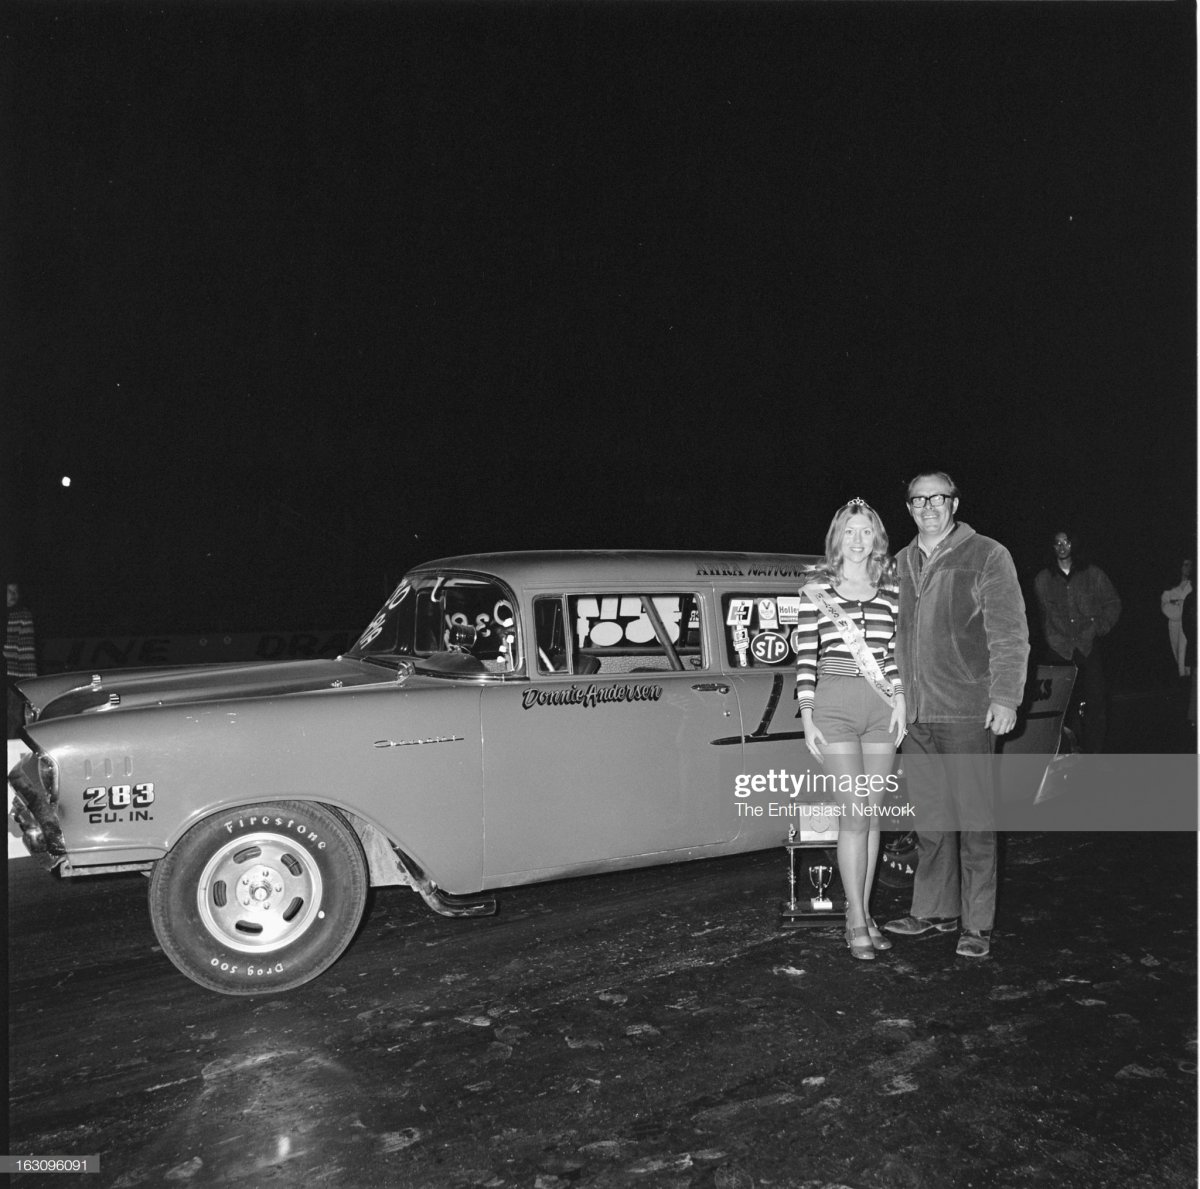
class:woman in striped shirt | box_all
[795,500,905,961]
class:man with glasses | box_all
[884,472,1029,958]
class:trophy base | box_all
[778,898,846,929]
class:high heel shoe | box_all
[845,925,876,961]
[866,917,893,951]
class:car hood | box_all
[17,657,406,723]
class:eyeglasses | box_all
[908,493,953,509]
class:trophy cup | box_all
[808,863,834,911]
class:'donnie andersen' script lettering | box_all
[521,683,664,710]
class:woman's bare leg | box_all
[820,743,870,930]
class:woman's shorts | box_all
[812,674,893,743]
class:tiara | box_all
[845,497,873,510]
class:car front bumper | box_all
[9,754,67,870]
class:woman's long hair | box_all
[814,500,897,588]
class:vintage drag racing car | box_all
[11,552,837,993]
[8,551,1072,995]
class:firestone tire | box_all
[148,801,368,996]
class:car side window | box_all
[722,593,803,670]
[535,594,705,674]
[412,578,521,674]
[358,578,518,668]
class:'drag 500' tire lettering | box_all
[149,800,367,996]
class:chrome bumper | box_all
[8,756,66,870]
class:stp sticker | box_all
[750,631,791,665]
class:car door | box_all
[717,590,820,845]
[481,588,745,884]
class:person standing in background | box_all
[1161,559,1192,679]
[1182,585,1196,737]
[1034,531,1121,754]
[6,581,37,738]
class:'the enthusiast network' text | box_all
[734,769,900,800]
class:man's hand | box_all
[984,702,1017,735]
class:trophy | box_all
[808,863,834,911]
[779,824,842,929]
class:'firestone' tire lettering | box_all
[221,816,327,848]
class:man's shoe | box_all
[956,930,991,958]
[882,915,959,936]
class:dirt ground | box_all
[6,825,1196,1189]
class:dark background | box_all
[3,1,1195,687]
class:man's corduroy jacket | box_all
[896,522,1030,724]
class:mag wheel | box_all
[148,801,367,995]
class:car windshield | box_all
[349,575,521,676]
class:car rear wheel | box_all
[148,800,368,995]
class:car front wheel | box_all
[148,800,368,995]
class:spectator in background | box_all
[1182,586,1196,736]
[6,581,37,738]
[1034,530,1121,754]
[1161,559,1192,679]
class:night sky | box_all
[3,1,1195,680]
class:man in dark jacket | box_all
[1033,531,1121,754]
[884,472,1029,958]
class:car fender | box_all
[22,681,486,892]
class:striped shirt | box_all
[5,607,37,678]
[793,582,901,711]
